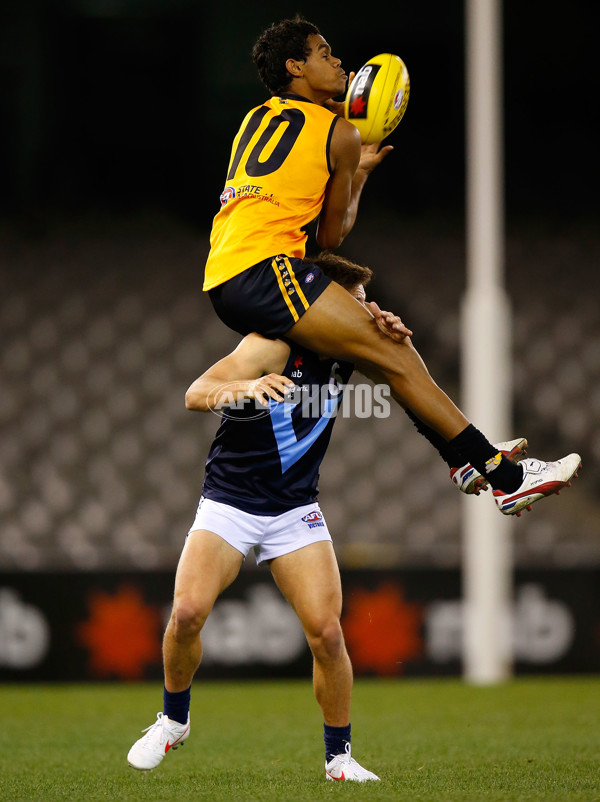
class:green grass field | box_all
[0,678,598,801]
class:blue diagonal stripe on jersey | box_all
[269,396,341,473]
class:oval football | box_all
[344,53,410,145]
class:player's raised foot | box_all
[450,437,528,495]
[493,453,582,516]
[127,712,190,771]
[325,743,380,782]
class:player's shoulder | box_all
[331,115,362,145]
[329,116,361,159]
[269,94,337,119]
[328,116,361,172]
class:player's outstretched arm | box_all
[317,121,393,250]
[185,334,293,412]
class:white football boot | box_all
[325,743,380,782]
[493,453,582,516]
[127,712,190,771]
[450,437,528,495]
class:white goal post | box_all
[462,0,513,683]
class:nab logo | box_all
[292,356,303,378]
[302,510,325,529]
[220,186,236,206]
[347,64,380,119]
[354,65,373,93]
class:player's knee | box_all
[309,618,345,662]
[170,598,211,637]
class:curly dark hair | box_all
[307,251,374,291]
[252,16,321,96]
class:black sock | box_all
[449,424,523,492]
[324,723,351,762]
[163,685,191,725]
[404,409,465,468]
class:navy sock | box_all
[450,424,522,492]
[163,685,191,725]
[324,723,351,762]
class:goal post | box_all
[462,0,513,683]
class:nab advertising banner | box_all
[0,570,599,682]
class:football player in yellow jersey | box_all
[204,16,580,522]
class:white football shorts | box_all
[188,496,332,565]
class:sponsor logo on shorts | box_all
[220,186,235,206]
[302,510,325,528]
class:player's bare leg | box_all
[128,530,242,771]
[164,530,244,691]
[289,281,581,507]
[270,540,378,780]
[270,540,351,725]
[288,280,469,440]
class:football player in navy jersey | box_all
[127,253,412,781]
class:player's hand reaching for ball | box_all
[357,142,394,175]
[247,374,295,406]
[367,301,413,342]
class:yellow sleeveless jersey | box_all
[203,94,338,291]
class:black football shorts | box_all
[208,255,332,337]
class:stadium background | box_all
[1,0,599,682]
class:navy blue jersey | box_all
[201,345,354,515]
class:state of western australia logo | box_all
[220,186,236,206]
